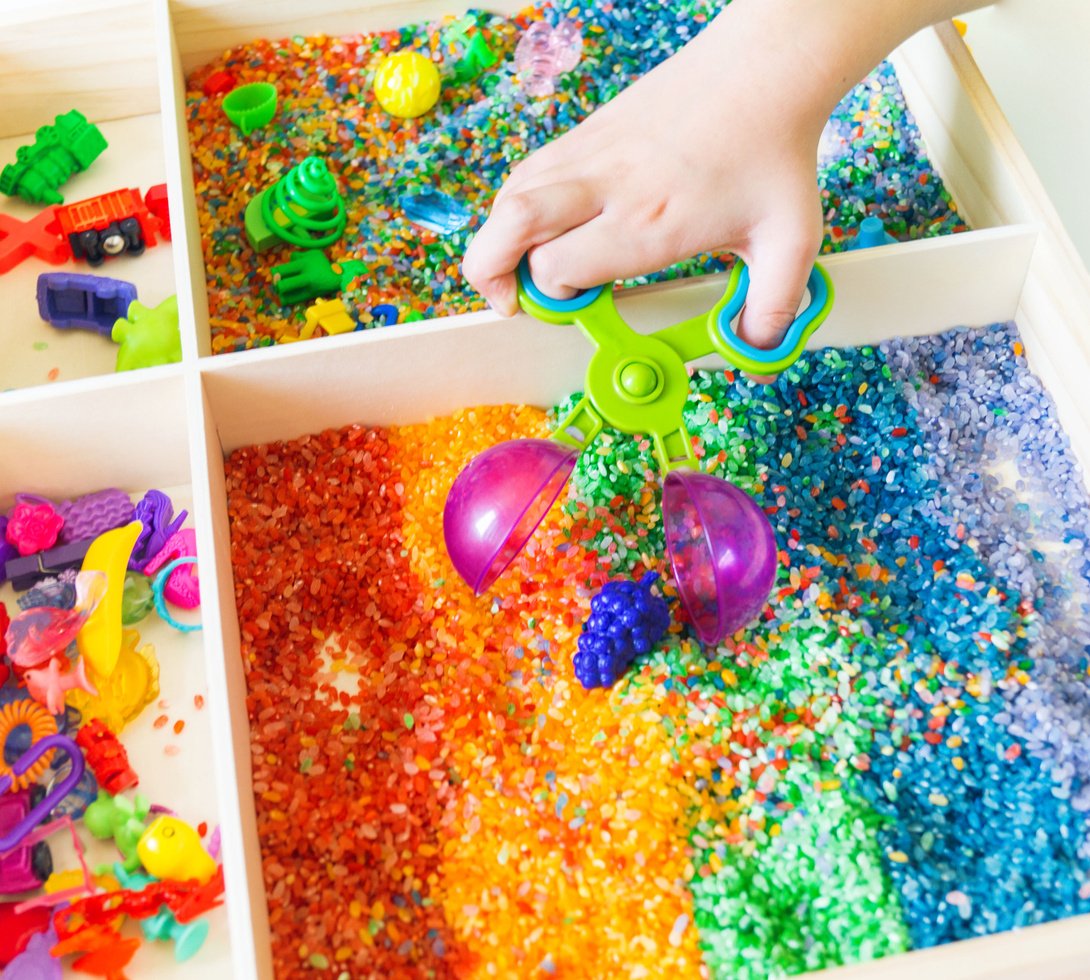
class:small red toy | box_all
[201,71,238,98]
[52,923,140,978]
[55,188,159,267]
[143,184,171,241]
[0,206,71,274]
[0,901,53,967]
[74,719,139,795]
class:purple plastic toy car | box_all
[36,272,137,337]
[0,786,53,894]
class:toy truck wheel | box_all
[76,229,105,266]
[31,841,53,883]
[119,217,146,255]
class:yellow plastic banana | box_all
[76,520,142,677]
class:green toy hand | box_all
[271,251,368,305]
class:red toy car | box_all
[55,187,159,267]
[0,786,53,894]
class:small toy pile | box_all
[0,109,179,373]
[0,486,217,976]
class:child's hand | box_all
[463,0,984,352]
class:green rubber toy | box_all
[0,109,107,205]
[112,295,181,372]
[122,570,155,625]
[516,257,833,475]
[83,789,151,873]
[245,156,346,252]
[444,15,499,83]
[271,251,368,305]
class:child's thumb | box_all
[735,240,817,354]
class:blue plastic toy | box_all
[37,272,137,337]
[399,190,472,235]
[574,572,671,689]
[845,215,897,250]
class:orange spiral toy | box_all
[0,700,58,792]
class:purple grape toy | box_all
[573,572,670,690]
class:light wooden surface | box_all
[0,0,161,139]
[963,1,1090,270]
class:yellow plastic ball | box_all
[373,50,441,119]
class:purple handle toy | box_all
[0,735,85,853]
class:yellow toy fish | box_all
[137,816,217,885]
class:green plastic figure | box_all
[443,15,499,83]
[112,295,181,372]
[122,571,155,625]
[244,156,346,252]
[271,251,368,305]
[112,863,211,962]
[0,110,107,205]
[84,790,150,872]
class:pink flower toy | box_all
[5,501,65,556]
[514,20,584,98]
[5,570,107,670]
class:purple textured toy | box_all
[130,490,188,572]
[443,439,578,595]
[662,471,778,645]
[574,572,670,689]
[36,272,137,337]
[514,20,583,97]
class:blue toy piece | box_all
[37,272,137,337]
[370,303,399,326]
[845,215,897,250]
[573,572,671,689]
[399,190,472,235]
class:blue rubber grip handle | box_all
[715,265,830,367]
[517,256,605,313]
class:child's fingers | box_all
[526,212,677,296]
[463,183,601,315]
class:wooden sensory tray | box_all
[3,0,1090,976]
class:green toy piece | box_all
[244,156,346,252]
[83,789,151,873]
[222,82,278,135]
[122,570,155,625]
[0,110,107,205]
[444,15,499,83]
[516,258,834,475]
[112,295,181,372]
[270,251,368,305]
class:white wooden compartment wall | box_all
[0,0,1088,976]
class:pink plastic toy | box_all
[4,570,106,669]
[143,529,199,609]
[514,20,583,97]
[24,656,98,715]
[4,502,64,556]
